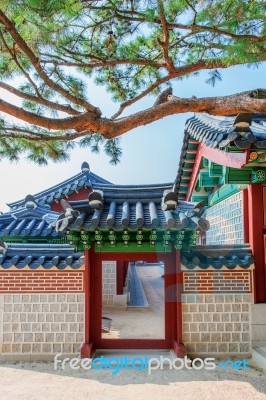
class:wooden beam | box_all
[201,145,249,168]
[186,143,249,200]
[186,143,204,201]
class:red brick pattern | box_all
[0,271,84,292]
[183,270,252,293]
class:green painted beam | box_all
[209,184,240,206]
[222,167,252,184]
[198,171,220,187]
[208,162,223,177]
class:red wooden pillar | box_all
[81,248,94,358]
[248,184,265,303]
[173,249,187,357]
[242,188,249,243]
[116,261,124,295]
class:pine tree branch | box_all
[0,10,101,115]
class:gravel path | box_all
[0,360,265,400]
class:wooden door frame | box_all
[81,245,186,357]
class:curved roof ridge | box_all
[7,168,112,210]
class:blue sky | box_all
[0,63,265,211]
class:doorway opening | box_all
[101,261,165,340]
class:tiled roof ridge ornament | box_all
[84,161,104,210]
[0,240,7,254]
[162,189,179,211]
[24,194,37,209]
[81,161,90,174]
[185,201,210,232]
[226,113,256,149]
[55,199,80,233]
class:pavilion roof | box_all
[7,162,111,210]
[0,179,207,237]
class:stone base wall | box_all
[0,293,84,360]
[182,293,253,357]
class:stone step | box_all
[252,347,266,371]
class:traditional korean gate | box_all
[81,247,185,357]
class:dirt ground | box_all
[102,265,165,339]
[0,360,265,400]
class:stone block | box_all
[210,333,221,342]
[207,304,215,312]
[13,304,23,313]
[3,323,12,332]
[233,323,242,332]
[3,295,11,304]
[232,333,241,342]
[35,333,44,342]
[19,313,27,322]
[189,323,198,332]
[32,323,41,332]
[216,323,224,332]
[198,323,207,331]
[231,313,240,322]
[42,323,51,332]
[193,313,203,322]
[11,313,19,322]
[207,343,217,352]
[11,344,22,353]
[190,333,200,342]
[2,344,11,353]
[65,314,76,322]
[63,343,73,353]
[229,343,239,352]
[50,304,60,312]
[60,304,68,313]
[12,323,20,332]
[54,314,64,322]
[201,333,210,342]
[222,333,231,342]
[208,323,217,332]
[55,333,64,342]
[53,343,62,353]
[45,314,53,322]
[22,343,31,353]
[3,314,11,322]
[183,314,192,323]
[221,314,230,322]
[3,333,13,343]
[57,294,66,302]
[14,333,23,342]
[204,313,212,322]
[45,333,55,342]
[28,314,37,323]
[196,343,207,352]
[32,343,42,353]
[218,343,228,353]
[42,343,52,353]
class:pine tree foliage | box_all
[0,0,265,164]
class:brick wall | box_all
[182,293,253,356]
[0,293,84,358]
[0,271,84,292]
[205,192,244,245]
[183,271,252,293]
